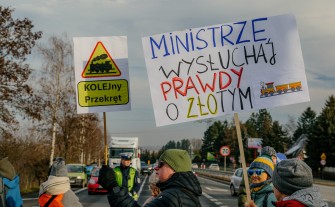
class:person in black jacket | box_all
[98,149,202,207]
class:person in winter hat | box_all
[261,146,277,164]
[247,155,276,207]
[98,149,202,207]
[238,146,277,207]
[0,153,23,207]
[246,158,328,207]
[272,158,328,207]
[38,157,82,207]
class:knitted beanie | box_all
[49,157,68,177]
[159,149,191,172]
[273,158,313,195]
[249,155,274,177]
[261,146,276,158]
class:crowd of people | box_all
[0,146,330,207]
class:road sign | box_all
[82,41,121,78]
[320,160,326,166]
[247,138,263,149]
[220,146,231,156]
[74,36,130,114]
[320,153,326,160]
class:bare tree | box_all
[36,33,75,165]
[35,33,103,165]
[0,6,42,137]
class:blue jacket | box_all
[3,176,23,207]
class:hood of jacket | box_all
[0,157,16,180]
[3,175,20,189]
[157,171,202,196]
[288,186,328,207]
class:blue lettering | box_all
[195,28,208,50]
[207,26,220,48]
[220,25,234,46]
[234,21,250,44]
[175,33,190,53]
[252,18,267,42]
[150,35,170,59]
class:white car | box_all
[208,163,220,171]
[230,167,248,196]
[192,163,198,168]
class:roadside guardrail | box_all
[193,168,234,182]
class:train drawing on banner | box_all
[88,54,116,74]
[260,81,302,98]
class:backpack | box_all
[38,193,64,207]
[1,176,23,207]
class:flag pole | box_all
[234,113,251,202]
[103,112,108,165]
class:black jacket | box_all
[107,171,202,207]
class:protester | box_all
[248,155,276,207]
[0,153,23,207]
[261,146,277,164]
[38,157,82,207]
[113,153,141,200]
[238,146,277,207]
[99,149,202,207]
[245,158,328,207]
[143,171,160,205]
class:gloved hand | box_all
[98,165,118,191]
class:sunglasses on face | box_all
[158,162,165,168]
[247,169,265,176]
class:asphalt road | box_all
[23,174,335,207]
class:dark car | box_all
[140,161,150,175]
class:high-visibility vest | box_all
[38,194,64,207]
[114,167,136,192]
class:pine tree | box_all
[293,107,317,142]
[307,95,335,170]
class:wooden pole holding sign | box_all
[103,112,108,165]
[234,113,251,202]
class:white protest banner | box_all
[142,13,309,127]
[73,36,130,114]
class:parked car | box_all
[87,167,107,195]
[85,164,97,180]
[230,167,249,196]
[66,163,87,188]
[192,163,198,168]
[140,161,150,175]
[208,163,220,171]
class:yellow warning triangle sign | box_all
[81,41,121,78]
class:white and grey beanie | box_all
[273,158,313,195]
[49,157,68,177]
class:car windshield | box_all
[141,162,148,167]
[67,165,85,173]
[91,169,100,177]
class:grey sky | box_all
[3,0,335,147]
